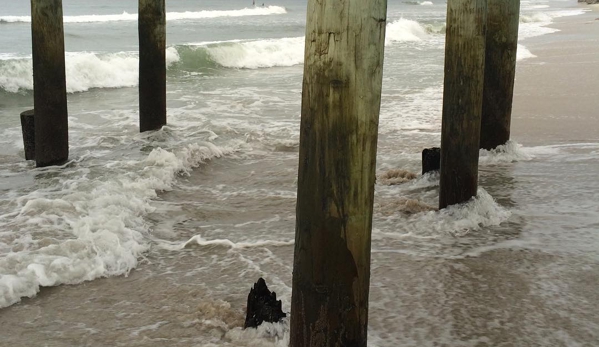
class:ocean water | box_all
[0,0,598,346]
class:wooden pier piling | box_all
[289,0,387,345]
[31,0,69,167]
[138,0,166,132]
[439,0,487,209]
[480,0,521,150]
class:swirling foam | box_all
[0,142,234,308]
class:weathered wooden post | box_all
[289,0,387,345]
[138,0,166,132]
[31,0,69,167]
[480,0,520,150]
[439,0,487,209]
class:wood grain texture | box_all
[31,0,69,167]
[480,0,520,150]
[439,0,487,209]
[289,0,387,346]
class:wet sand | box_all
[512,6,599,145]
[1,8,599,347]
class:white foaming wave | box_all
[157,234,294,251]
[377,189,511,239]
[0,15,29,23]
[519,9,587,40]
[165,46,181,66]
[0,142,234,309]
[65,52,138,93]
[420,1,434,5]
[385,19,430,43]
[0,6,287,23]
[224,320,289,347]
[0,17,438,88]
[166,6,287,20]
[205,37,305,69]
[524,142,599,157]
[520,12,553,23]
[479,140,533,165]
[0,58,32,93]
[0,49,180,93]
[517,44,536,61]
[379,85,443,134]
[0,53,23,60]
[526,5,550,10]
[201,18,439,70]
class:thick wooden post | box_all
[31,0,68,167]
[289,0,387,346]
[439,0,487,209]
[480,0,520,150]
[138,0,166,132]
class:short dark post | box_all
[439,0,487,209]
[138,0,166,132]
[422,147,441,175]
[480,0,520,150]
[31,0,69,167]
[20,109,35,160]
[289,0,387,345]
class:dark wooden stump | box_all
[244,278,286,329]
[422,147,440,174]
[20,109,35,161]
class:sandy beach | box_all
[0,4,597,347]
[512,5,599,145]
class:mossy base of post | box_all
[20,109,35,161]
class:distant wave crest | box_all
[0,6,287,24]
[386,18,445,43]
[0,18,447,94]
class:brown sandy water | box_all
[1,7,599,347]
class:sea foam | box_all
[479,141,533,165]
[386,19,431,42]
[517,44,536,61]
[204,37,305,69]
[0,6,287,24]
[0,16,445,93]
[519,9,588,40]
[375,189,511,239]
[0,49,180,93]
[0,142,233,309]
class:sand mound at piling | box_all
[378,169,418,185]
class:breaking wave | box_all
[0,6,287,24]
[1,16,448,94]
[0,141,236,308]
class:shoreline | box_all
[0,5,598,347]
[511,5,599,146]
